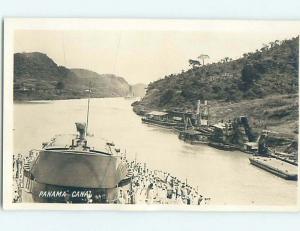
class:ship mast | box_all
[86,82,91,137]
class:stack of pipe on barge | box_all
[249,156,298,181]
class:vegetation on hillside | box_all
[14,52,131,100]
[133,37,299,136]
[137,37,298,110]
[208,94,298,137]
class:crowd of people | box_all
[12,153,24,203]
[117,159,210,205]
[12,150,210,205]
[12,151,38,203]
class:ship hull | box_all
[30,181,119,203]
[29,149,130,202]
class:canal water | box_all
[13,98,297,206]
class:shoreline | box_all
[13,96,131,104]
[132,94,299,139]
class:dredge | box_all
[138,98,298,181]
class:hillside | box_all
[133,37,299,136]
[209,94,298,137]
[135,37,298,110]
[14,52,130,100]
[71,69,130,97]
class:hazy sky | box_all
[14,25,299,84]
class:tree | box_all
[240,64,261,91]
[221,57,231,63]
[260,44,269,52]
[197,54,210,65]
[188,59,201,68]
[241,65,255,85]
[159,89,175,105]
[56,81,65,94]
[270,41,277,48]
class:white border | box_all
[3,18,300,211]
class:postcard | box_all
[3,18,299,210]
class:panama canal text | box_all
[38,191,92,198]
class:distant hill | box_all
[14,52,130,100]
[135,36,299,111]
[71,68,130,97]
[131,83,147,97]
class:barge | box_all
[249,156,298,181]
[141,111,184,129]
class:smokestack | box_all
[196,100,201,115]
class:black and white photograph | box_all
[3,19,299,210]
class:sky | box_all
[14,22,299,85]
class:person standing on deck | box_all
[161,187,167,204]
[198,195,203,205]
[146,183,155,204]
[23,157,31,191]
[16,154,22,179]
[117,189,125,204]
[123,190,129,204]
[134,182,144,204]
[181,184,187,203]
[13,155,16,178]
